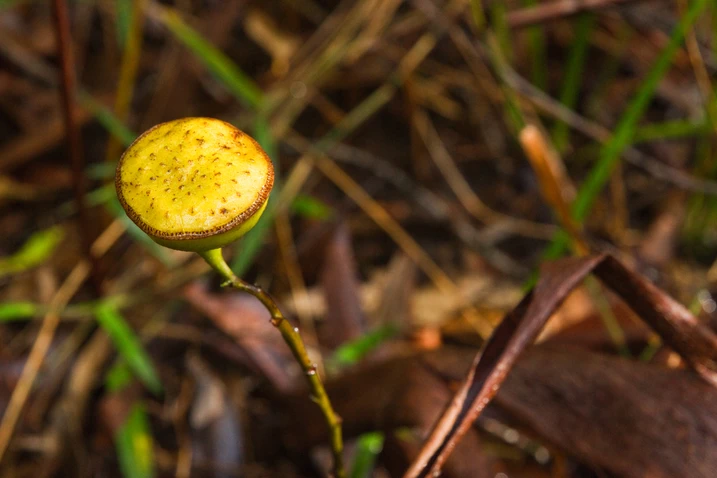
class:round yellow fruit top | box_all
[116,117,274,252]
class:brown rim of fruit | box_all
[115,119,274,241]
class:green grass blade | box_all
[0,0,28,10]
[95,301,162,395]
[116,403,155,478]
[633,118,708,143]
[574,0,709,222]
[328,323,399,371]
[490,2,512,62]
[79,92,137,147]
[157,8,264,109]
[116,0,133,46]
[0,226,64,278]
[0,302,38,321]
[87,162,121,181]
[349,432,385,478]
[552,13,594,152]
[545,0,710,259]
[316,83,397,150]
[291,194,334,220]
[469,0,485,31]
[106,361,136,392]
[522,0,547,90]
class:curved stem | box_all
[199,248,345,478]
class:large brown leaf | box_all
[498,345,717,478]
[405,253,717,477]
[288,344,717,477]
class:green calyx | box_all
[115,117,274,252]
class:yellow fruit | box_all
[116,117,274,252]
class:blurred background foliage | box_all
[1,0,717,476]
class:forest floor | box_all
[1,0,717,477]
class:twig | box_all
[282,133,530,277]
[498,55,717,196]
[52,0,102,291]
[507,0,645,29]
[199,249,345,478]
[416,0,717,197]
[518,125,587,255]
[314,155,503,339]
[0,263,88,464]
[412,110,555,240]
[677,0,717,133]
[315,156,456,296]
[275,212,324,375]
[518,126,630,354]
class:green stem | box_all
[199,248,345,478]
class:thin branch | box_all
[199,249,346,478]
[507,0,647,29]
[52,0,103,291]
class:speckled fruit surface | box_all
[116,117,274,251]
